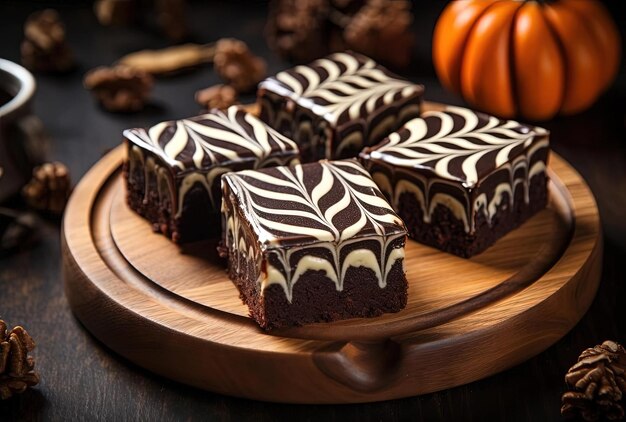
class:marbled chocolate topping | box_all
[124,106,299,233]
[224,159,405,246]
[124,106,298,173]
[259,51,423,127]
[222,159,407,301]
[367,106,549,188]
[362,106,549,234]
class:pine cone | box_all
[195,84,238,111]
[562,340,626,421]
[21,9,74,73]
[343,0,413,69]
[265,0,330,63]
[0,320,40,400]
[83,65,154,112]
[22,162,72,215]
[213,39,266,93]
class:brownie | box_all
[221,159,408,330]
[360,106,550,258]
[123,106,299,243]
[258,51,424,162]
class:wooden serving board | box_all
[62,143,602,403]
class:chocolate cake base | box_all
[124,162,218,243]
[228,257,408,330]
[398,174,548,258]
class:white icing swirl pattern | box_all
[124,106,299,172]
[259,52,422,126]
[368,106,548,188]
[363,106,550,234]
[124,107,299,223]
[222,159,407,302]
[225,159,404,245]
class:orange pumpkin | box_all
[433,0,621,120]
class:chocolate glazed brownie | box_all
[221,159,408,330]
[258,51,424,162]
[361,106,550,258]
[123,106,299,243]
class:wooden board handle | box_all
[314,340,402,392]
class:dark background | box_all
[1,1,626,420]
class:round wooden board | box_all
[62,144,602,403]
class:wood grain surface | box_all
[60,137,602,402]
[1,1,624,419]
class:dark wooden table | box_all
[1,1,625,420]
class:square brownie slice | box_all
[258,51,424,162]
[221,159,408,330]
[123,106,299,243]
[360,106,550,258]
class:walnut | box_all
[22,162,72,215]
[0,321,39,400]
[94,0,136,26]
[265,0,414,67]
[561,340,626,421]
[265,0,330,63]
[21,9,74,73]
[83,65,154,112]
[213,39,267,93]
[195,84,238,111]
[343,0,414,69]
